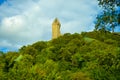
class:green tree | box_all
[95,0,120,32]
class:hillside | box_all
[0,31,120,80]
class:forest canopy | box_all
[0,31,120,80]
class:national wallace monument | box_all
[52,18,61,39]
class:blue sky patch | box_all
[0,0,6,5]
[0,47,8,53]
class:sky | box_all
[0,0,100,52]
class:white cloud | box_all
[0,0,100,51]
[1,15,25,33]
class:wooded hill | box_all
[0,30,120,80]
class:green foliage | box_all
[0,51,4,56]
[0,31,120,80]
[71,72,91,80]
[95,0,120,32]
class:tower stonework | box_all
[52,18,61,39]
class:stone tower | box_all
[52,18,61,39]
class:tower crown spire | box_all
[52,18,61,26]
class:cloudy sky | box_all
[0,0,100,52]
